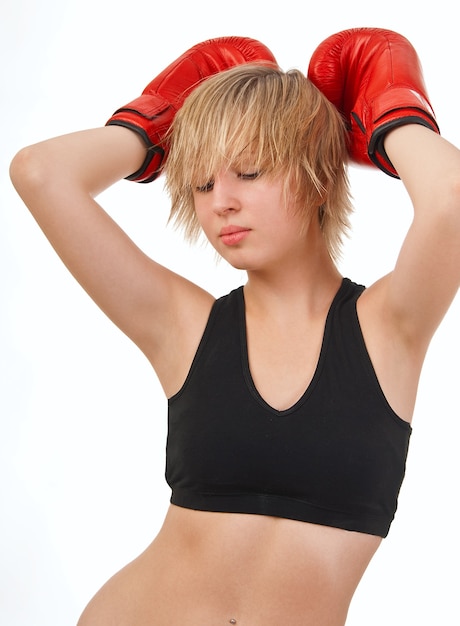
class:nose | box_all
[211,172,241,216]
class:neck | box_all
[244,230,342,316]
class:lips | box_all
[219,225,251,246]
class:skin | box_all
[9,122,460,625]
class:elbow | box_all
[440,174,460,287]
[9,143,63,218]
[429,164,460,234]
[10,144,50,197]
[444,173,460,236]
[9,147,27,194]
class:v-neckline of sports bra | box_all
[237,278,347,416]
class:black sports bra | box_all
[166,278,412,537]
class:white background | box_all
[1,1,459,624]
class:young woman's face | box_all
[192,167,312,272]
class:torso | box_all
[78,274,420,626]
[77,505,381,626]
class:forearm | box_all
[10,125,147,202]
[384,124,460,220]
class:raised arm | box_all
[382,124,460,346]
[9,125,204,383]
[9,37,278,394]
[308,27,460,351]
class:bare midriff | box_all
[77,504,381,626]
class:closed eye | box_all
[238,171,261,180]
[195,180,215,193]
[195,171,261,192]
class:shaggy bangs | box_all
[166,64,295,240]
[165,64,352,260]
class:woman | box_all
[9,28,460,626]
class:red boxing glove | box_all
[307,27,439,177]
[106,37,277,183]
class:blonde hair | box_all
[165,64,353,261]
